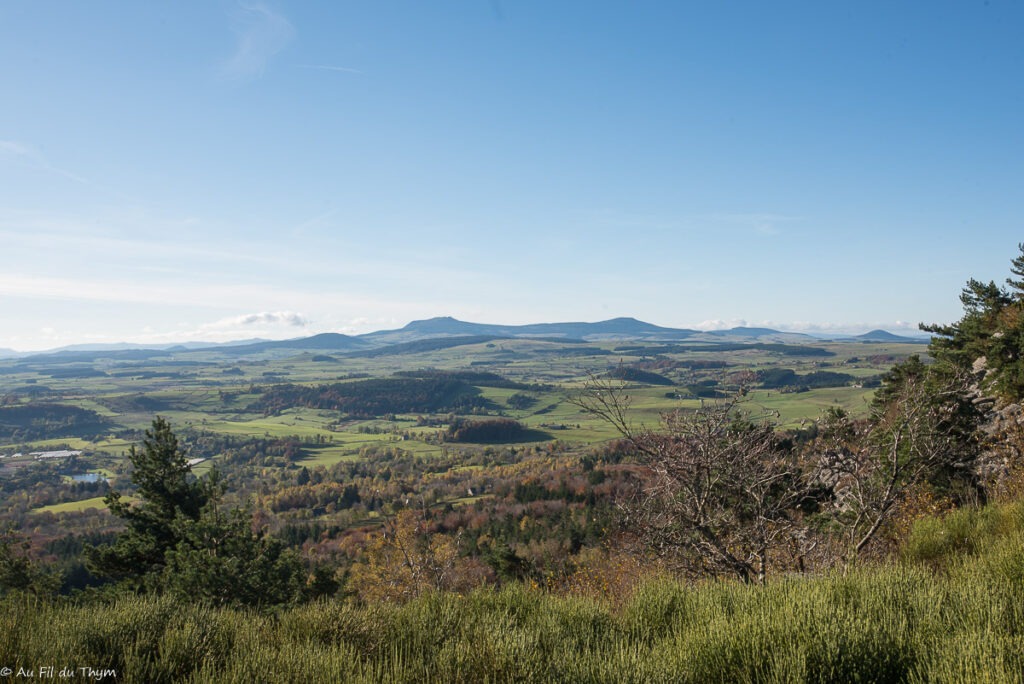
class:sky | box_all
[1,1,1023,351]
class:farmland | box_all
[0,326,925,567]
[0,332,917,471]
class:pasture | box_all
[0,338,922,521]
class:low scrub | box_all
[8,551,1024,682]
[903,498,1024,571]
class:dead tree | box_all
[573,377,807,584]
[815,364,983,564]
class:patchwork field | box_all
[0,334,923,529]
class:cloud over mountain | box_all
[211,311,310,328]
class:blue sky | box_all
[1,1,1022,350]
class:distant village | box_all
[0,449,83,460]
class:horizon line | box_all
[0,316,933,355]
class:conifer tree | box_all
[88,417,305,605]
[161,480,304,607]
[87,417,208,587]
[921,245,1024,402]
[1006,242,1024,297]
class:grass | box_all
[301,443,381,466]
[200,411,337,439]
[31,495,136,515]
[5,556,1024,683]
[744,386,877,426]
[11,495,1024,683]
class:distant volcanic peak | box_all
[395,315,696,337]
[404,316,457,327]
[591,317,658,330]
[200,332,367,354]
[855,329,913,341]
[402,316,486,332]
[301,332,356,344]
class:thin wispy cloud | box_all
[693,318,749,331]
[298,64,362,75]
[0,271,441,323]
[0,139,90,184]
[0,140,34,156]
[290,209,339,236]
[0,221,277,269]
[221,2,295,81]
[0,208,486,294]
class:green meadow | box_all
[0,337,920,520]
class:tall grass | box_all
[3,565,1024,683]
[6,500,1024,682]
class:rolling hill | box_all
[6,317,925,361]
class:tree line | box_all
[254,377,492,418]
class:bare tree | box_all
[814,362,983,563]
[573,377,807,584]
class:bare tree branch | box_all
[577,380,808,584]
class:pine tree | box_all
[1007,242,1024,297]
[88,417,305,605]
[161,486,304,607]
[87,417,209,587]
[921,246,1024,401]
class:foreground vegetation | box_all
[6,498,1024,683]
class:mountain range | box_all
[0,317,928,360]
